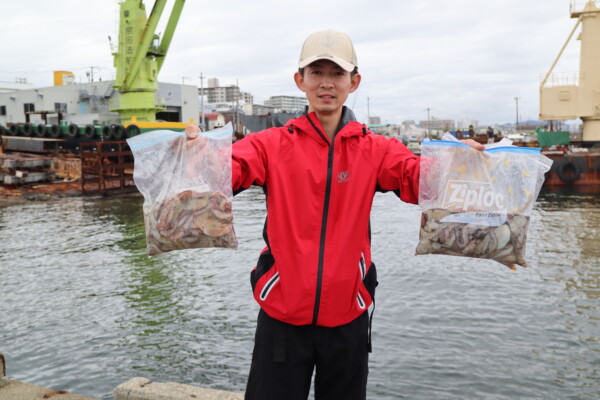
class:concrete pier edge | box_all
[113,377,244,400]
[0,353,244,400]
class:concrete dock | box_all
[0,379,97,400]
[113,378,243,400]
[0,354,96,399]
[0,353,244,400]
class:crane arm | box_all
[156,0,186,73]
[122,0,168,90]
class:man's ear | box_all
[294,71,306,93]
[349,73,361,94]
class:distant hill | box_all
[499,120,547,128]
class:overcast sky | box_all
[1,0,587,125]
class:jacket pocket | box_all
[259,272,280,301]
[250,247,274,292]
[357,260,378,309]
[357,292,367,310]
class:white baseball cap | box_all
[298,30,358,72]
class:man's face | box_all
[294,60,361,117]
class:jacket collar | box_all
[287,106,368,143]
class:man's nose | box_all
[320,76,334,88]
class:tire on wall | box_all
[48,124,62,138]
[83,124,96,139]
[9,124,20,136]
[111,124,125,140]
[556,158,581,184]
[34,124,47,137]
[125,124,140,138]
[102,124,113,140]
[22,123,34,137]
[67,123,80,138]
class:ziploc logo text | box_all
[442,180,505,211]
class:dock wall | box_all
[0,353,244,400]
[113,377,244,400]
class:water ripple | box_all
[0,188,598,399]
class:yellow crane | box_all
[112,0,191,135]
[540,0,600,143]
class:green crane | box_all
[112,0,186,125]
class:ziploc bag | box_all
[127,123,237,256]
[416,138,552,269]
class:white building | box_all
[242,103,276,116]
[419,117,455,131]
[0,80,199,126]
[204,78,253,105]
[457,117,479,130]
[368,116,381,125]
[0,78,35,94]
[264,95,307,113]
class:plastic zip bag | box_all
[416,137,552,269]
[127,123,238,255]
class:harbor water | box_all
[0,187,598,399]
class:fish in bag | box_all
[127,123,237,255]
[416,137,552,269]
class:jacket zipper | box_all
[307,115,335,325]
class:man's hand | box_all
[183,123,207,153]
[460,138,485,151]
[184,123,202,139]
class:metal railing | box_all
[540,71,579,87]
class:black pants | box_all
[245,309,370,400]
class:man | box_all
[187,29,483,399]
[487,126,495,143]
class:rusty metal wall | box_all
[80,141,136,194]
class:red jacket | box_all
[232,108,420,327]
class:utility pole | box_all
[181,76,190,121]
[235,79,240,134]
[199,72,205,130]
[367,96,371,124]
[426,107,431,138]
[88,66,100,82]
[514,96,520,130]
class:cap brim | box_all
[298,54,355,72]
